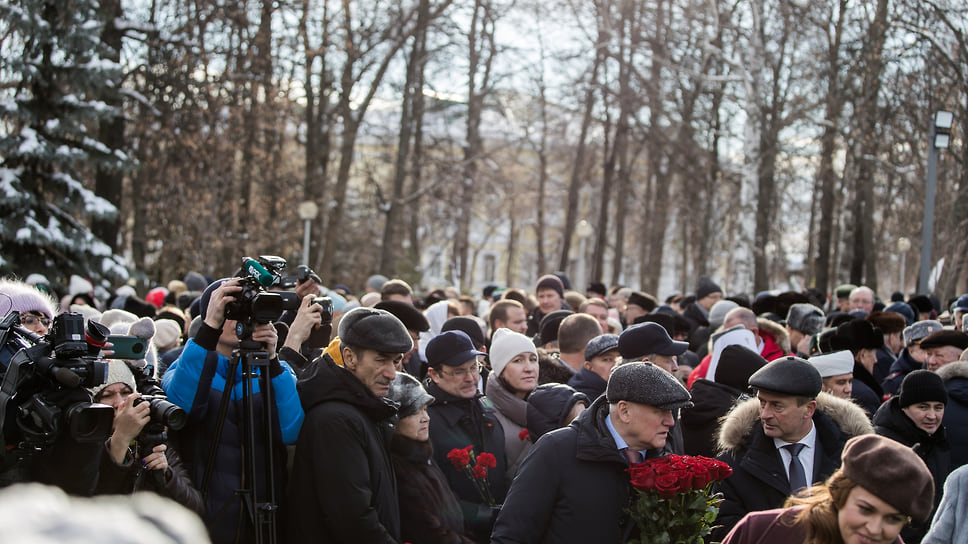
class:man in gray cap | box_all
[883,320,944,396]
[492,362,692,544]
[568,333,620,400]
[288,307,415,542]
[711,356,873,540]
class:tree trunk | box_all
[92,0,124,250]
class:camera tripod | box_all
[201,337,279,544]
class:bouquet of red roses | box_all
[447,445,497,506]
[625,454,732,544]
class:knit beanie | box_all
[90,359,138,399]
[145,287,168,309]
[0,279,58,319]
[183,272,208,293]
[714,345,768,392]
[388,372,434,418]
[153,319,183,352]
[840,434,935,523]
[490,328,538,377]
[708,300,739,330]
[535,274,565,298]
[696,277,723,300]
[898,370,948,408]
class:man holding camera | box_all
[92,359,202,514]
[162,278,305,544]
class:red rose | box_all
[472,464,488,480]
[447,447,471,470]
[628,463,658,491]
[476,452,497,469]
[654,473,681,499]
[518,429,530,441]
[706,458,733,481]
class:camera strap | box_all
[200,354,240,498]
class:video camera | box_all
[0,312,114,465]
[225,256,302,339]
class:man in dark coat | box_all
[567,333,619,401]
[490,362,693,544]
[287,307,414,543]
[424,330,508,542]
[712,357,873,541]
[883,320,943,396]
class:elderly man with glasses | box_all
[424,329,508,542]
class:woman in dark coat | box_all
[723,435,934,544]
[389,373,473,544]
[873,370,952,543]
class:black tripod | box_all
[202,334,279,544]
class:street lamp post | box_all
[576,219,594,290]
[298,201,319,266]
[918,110,953,294]
[897,237,910,295]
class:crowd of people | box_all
[1,269,968,544]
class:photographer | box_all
[91,360,203,515]
[161,278,305,544]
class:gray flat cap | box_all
[605,362,693,410]
[338,307,413,353]
[787,303,825,335]
[585,334,620,361]
[748,356,823,398]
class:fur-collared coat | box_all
[711,393,873,541]
[936,361,968,468]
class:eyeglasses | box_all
[437,363,484,379]
[20,313,52,328]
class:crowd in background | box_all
[2,268,968,544]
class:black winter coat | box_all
[851,360,884,416]
[567,367,606,402]
[94,438,204,515]
[391,434,474,544]
[712,393,873,541]
[873,397,951,543]
[882,348,923,397]
[287,354,401,543]
[490,396,646,544]
[937,361,968,468]
[425,380,507,543]
[680,379,744,458]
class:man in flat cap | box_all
[288,307,415,542]
[711,356,873,540]
[491,362,692,544]
[920,330,968,372]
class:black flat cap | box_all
[374,300,430,333]
[748,356,822,398]
[338,307,413,353]
[618,322,688,359]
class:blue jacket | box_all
[162,324,304,544]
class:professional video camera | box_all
[224,256,303,339]
[0,312,114,465]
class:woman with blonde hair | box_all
[723,434,934,544]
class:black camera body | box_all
[224,257,301,338]
[0,313,114,465]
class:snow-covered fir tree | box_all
[0,0,130,289]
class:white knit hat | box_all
[489,328,537,377]
[808,350,855,377]
[90,360,137,398]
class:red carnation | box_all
[476,452,497,469]
[518,429,530,441]
[472,464,488,480]
[447,447,471,470]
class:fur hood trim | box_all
[936,360,968,382]
[716,392,873,454]
[757,317,791,354]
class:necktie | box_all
[783,443,808,492]
[621,447,643,465]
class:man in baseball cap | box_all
[492,362,691,544]
[618,322,689,374]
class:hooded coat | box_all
[287,353,401,543]
[680,379,746,458]
[711,393,872,541]
[873,396,951,543]
[936,361,968,468]
[490,395,663,544]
